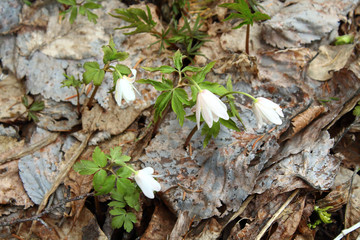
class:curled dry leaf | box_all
[307,44,355,81]
[281,105,325,141]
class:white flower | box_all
[196,89,229,129]
[114,69,140,106]
[252,97,284,128]
[134,167,161,199]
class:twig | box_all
[0,132,60,165]
[226,195,255,227]
[0,193,94,228]
[344,166,360,233]
[333,221,360,240]
[255,189,300,240]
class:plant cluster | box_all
[21,95,45,123]
[57,0,102,24]
[74,146,161,232]
[308,206,333,229]
[56,0,282,234]
[110,5,208,56]
[61,37,132,109]
[220,0,270,54]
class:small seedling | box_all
[21,95,45,123]
[220,0,270,55]
[57,0,102,24]
[308,206,334,229]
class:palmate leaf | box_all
[111,6,156,35]
[83,61,105,85]
[102,38,129,64]
[220,0,270,28]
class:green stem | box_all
[123,164,137,174]
[220,91,257,102]
[189,78,202,91]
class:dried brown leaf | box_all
[308,44,355,81]
[281,105,325,141]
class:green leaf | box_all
[111,188,125,202]
[116,178,135,195]
[123,212,137,232]
[198,82,228,96]
[124,192,140,210]
[93,146,107,168]
[102,38,129,64]
[73,160,100,175]
[252,11,271,21]
[171,88,189,126]
[142,66,177,74]
[62,74,82,88]
[182,66,202,72]
[83,62,105,85]
[57,0,76,5]
[111,215,125,229]
[154,91,172,122]
[28,111,39,123]
[79,5,86,15]
[137,78,173,91]
[173,50,184,70]
[69,6,78,24]
[113,155,131,165]
[29,101,45,112]
[110,146,122,161]
[86,10,98,24]
[112,64,131,81]
[353,106,360,116]
[108,200,126,209]
[335,34,354,45]
[22,95,29,108]
[83,2,102,9]
[111,6,156,35]
[116,167,132,178]
[96,175,116,195]
[192,61,216,83]
[110,207,126,216]
[201,121,220,148]
[219,118,241,132]
[93,169,107,192]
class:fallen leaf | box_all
[307,44,355,81]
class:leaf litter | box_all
[0,0,360,239]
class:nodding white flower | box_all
[114,69,140,106]
[252,97,284,128]
[134,167,161,199]
[196,89,229,129]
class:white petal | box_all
[203,90,229,120]
[120,79,136,103]
[199,93,214,128]
[259,105,282,125]
[141,167,154,175]
[196,94,202,130]
[114,79,123,106]
[130,68,137,82]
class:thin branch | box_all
[255,189,300,240]
[0,193,94,227]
